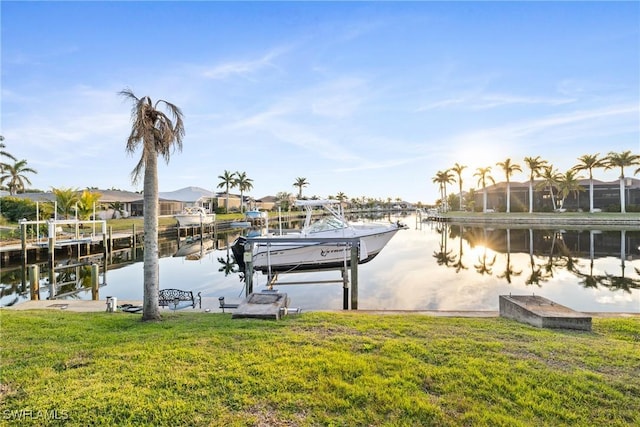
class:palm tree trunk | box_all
[506,182,511,213]
[142,151,161,321]
[528,181,533,213]
[619,177,626,213]
[483,188,488,212]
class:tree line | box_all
[433,152,640,214]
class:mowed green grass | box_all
[1,311,639,426]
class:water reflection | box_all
[1,215,639,313]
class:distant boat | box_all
[232,200,405,273]
[244,209,268,225]
[174,207,215,227]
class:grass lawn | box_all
[1,311,639,426]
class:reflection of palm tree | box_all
[497,229,522,283]
[452,225,467,273]
[217,256,238,277]
[433,224,455,266]
[600,274,640,292]
[474,249,496,276]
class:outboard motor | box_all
[231,236,247,272]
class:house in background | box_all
[471,178,640,212]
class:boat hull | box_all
[233,226,401,273]
[174,214,216,227]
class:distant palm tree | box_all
[52,187,80,219]
[523,156,547,213]
[217,170,236,213]
[536,166,561,211]
[234,171,253,213]
[293,177,309,199]
[496,158,522,213]
[557,170,584,210]
[0,159,37,195]
[432,170,454,212]
[572,153,606,213]
[120,88,184,321]
[77,189,102,220]
[108,201,126,219]
[474,166,494,213]
[605,150,640,213]
[451,163,466,211]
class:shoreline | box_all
[432,212,640,228]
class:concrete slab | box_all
[232,292,289,320]
[499,295,592,331]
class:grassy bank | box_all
[1,311,639,426]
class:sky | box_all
[1,1,639,204]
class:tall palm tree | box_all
[572,154,607,213]
[234,171,253,213]
[474,166,494,213]
[605,150,640,213]
[523,156,547,213]
[0,159,37,195]
[536,166,560,211]
[556,169,584,210]
[451,163,466,211]
[293,177,309,199]
[217,170,236,213]
[432,170,454,212]
[120,88,184,321]
[496,158,522,213]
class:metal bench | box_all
[159,288,201,309]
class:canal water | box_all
[2,213,639,313]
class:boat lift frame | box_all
[243,236,362,310]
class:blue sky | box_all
[2,1,639,204]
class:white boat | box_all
[232,200,406,273]
[244,209,268,225]
[174,207,215,227]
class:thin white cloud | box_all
[418,92,575,111]
[201,46,290,80]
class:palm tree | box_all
[0,137,17,173]
[536,166,560,211]
[605,150,640,213]
[451,163,466,211]
[234,171,253,213]
[293,177,309,199]
[473,166,494,213]
[217,170,236,213]
[523,156,547,213]
[432,170,454,212]
[77,189,102,220]
[572,154,607,213]
[496,158,522,213]
[556,170,584,210]
[0,159,37,195]
[120,88,184,321]
[52,187,80,219]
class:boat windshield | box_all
[305,216,347,233]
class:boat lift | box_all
[241,236,362,310]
